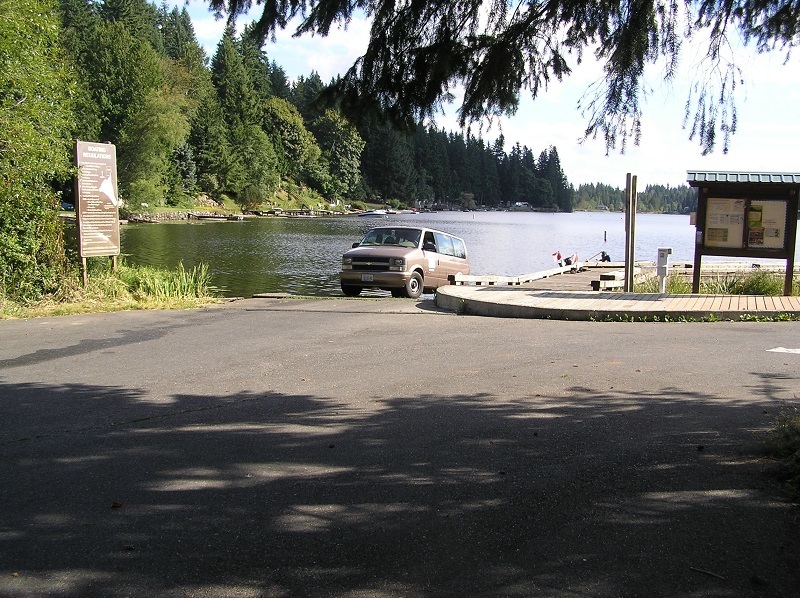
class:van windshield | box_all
[360,228,422,248]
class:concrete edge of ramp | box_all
[435,285,800,321]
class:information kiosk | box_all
[687,171,799,295]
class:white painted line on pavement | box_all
[767,347,800,354]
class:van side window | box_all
[423,231,436,251]
[451,238,467,259]
[433,232,454,256]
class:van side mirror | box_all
[352,242,360,248]
[423,242,436,252]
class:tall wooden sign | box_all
[74,141,121,284]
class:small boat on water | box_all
[358,209,388,217]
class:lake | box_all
[117,211,795,298]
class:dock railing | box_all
[451,260,800,291]
[450,261,631,287]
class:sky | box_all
[181,1,800,189]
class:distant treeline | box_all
[573,183,698,214]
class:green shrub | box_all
[634,275,692,294]
[731,270,786,295]
[636,270,797,296]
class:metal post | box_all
[624,175,631,292]
[624,174,638,292]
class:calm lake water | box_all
[117,211,797,298]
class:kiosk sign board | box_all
[687,171,799,295]
[704,197,787,250]
[75,141,121,258]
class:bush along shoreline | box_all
[0,259,220,320]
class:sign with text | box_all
[75,141,121,257]
[704,197,745,248]
[703,197,788,251]
[746,199,786,249]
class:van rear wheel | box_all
[404,272,423,299]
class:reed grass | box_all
[635,270,800,295]
[0,259,219,319]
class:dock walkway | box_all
[436,262,800,320]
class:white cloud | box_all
[267,19,371,81]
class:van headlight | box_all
[389,257,407,271]
[342,257,352,269]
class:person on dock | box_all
[552,251,578,266]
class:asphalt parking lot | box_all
[1,297,799,597]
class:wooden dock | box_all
[441,261,800,319]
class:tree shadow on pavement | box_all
[0,379,798,597]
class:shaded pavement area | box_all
[1,302,799,596]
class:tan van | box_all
[340,226,470,298]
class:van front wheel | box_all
[341,284,362,297]
[404,272,423,299]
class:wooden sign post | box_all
[74,141,121,285]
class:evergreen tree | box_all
[479,143,500,207]
[536,146,572,211]
[361,124,416,203]
[211,25,259,128]
[59,0,102,142]
[231,124,280,208]
[240,25,272,104]
[81,19,163,143]
[169,141,198,203]
[269,61,291,100]
[502,143,523,204]
[413,127,450,205]
[159,5,203,62]
[189,91,235,198]
[312,110,366,201]
[100,0,163,53]
[292,72,326,123]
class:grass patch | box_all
[762,406,800,501]
[0,259,221,319]
[635,270,799,295]
[635,275,692,294]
